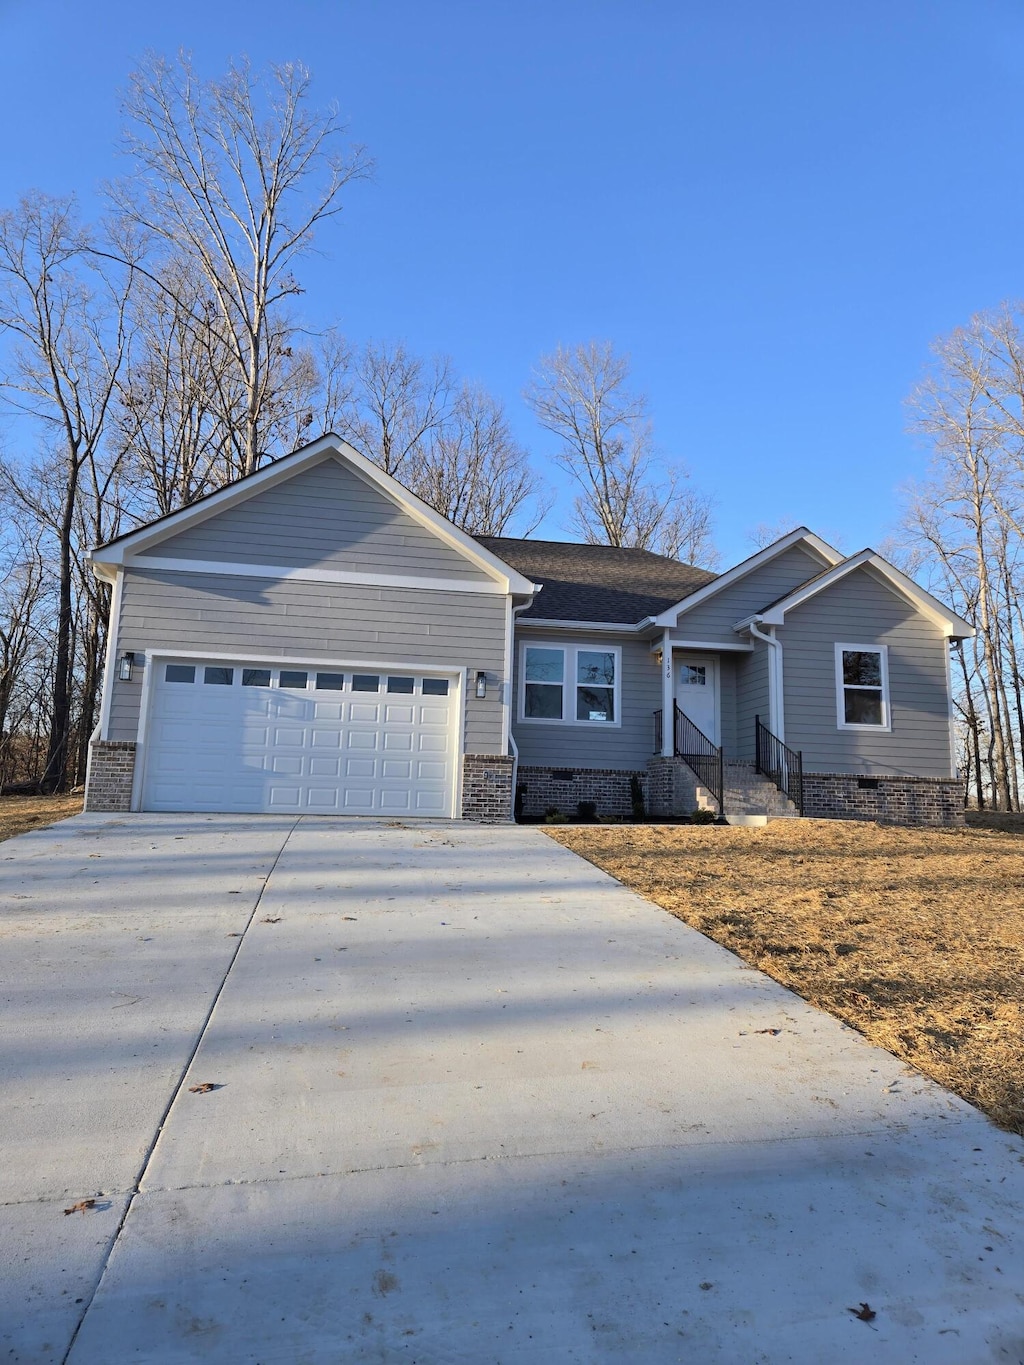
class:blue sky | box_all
[2,0,1023,564]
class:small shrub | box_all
[577,800,598,823]
[629,775,647,821]
[690,808,718,824]
[544,810,570,825]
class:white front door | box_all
[675,654,719,745]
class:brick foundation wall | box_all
[516,766,646,821]
[646,757,700,818]
[461,754,514,821]
[801,774,966,827]
[85,740,137,812]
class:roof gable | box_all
[647,528,843,628]
[749,550,975,639]
[91,434,536,595]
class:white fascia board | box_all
[648,528,843,628]
[120,556,508,595]
[752,551,976,638]
[653,637,755,653]
[89,433,538,597]
[514,618,640,634]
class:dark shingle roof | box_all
[476,537,717,625]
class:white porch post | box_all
[661,628,674,757]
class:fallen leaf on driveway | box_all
[848,1302,876,1322]
[343,916,358,921]
[754,1028,782,1036]
[260,916,281,924]
[64,1199,97,1216]
[188,1082,222,1094]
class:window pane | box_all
[681,665,706,686]
[387,676,415,694]
[165,664,195,684]
[577,685,615,723]
[845,688,883,725]
[577,650,615,686]
[525,682,562,718]
[203,667,233,686]
[524,647,564,683]
[315,672,345,691]
[843,650,882,687]
[242,668,271,687]
[352,674,380,692]
[422,678,449,696]
[279,670,308,689]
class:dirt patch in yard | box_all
[547,819,1024,1134]
[0,793,83,844]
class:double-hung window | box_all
[521,644,620,725]
[835,644,890,729]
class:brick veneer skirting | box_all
[646,756,700,818]
[516,766,646,821]
[461,754,515,821]
[86,740,137,812]
[801,774,966,827]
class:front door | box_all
[675,654,719,745]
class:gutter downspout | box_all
[508,596,538,820]
[748,619,785,742]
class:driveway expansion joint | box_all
[57,815,301,1365]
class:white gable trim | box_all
[89,434,537,596]
[749,551,975,638]
[642,528,843,628]
[123,556,508,595]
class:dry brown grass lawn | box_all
[547,817,1024,1134]
[0,793,83,844]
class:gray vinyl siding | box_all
[138,456,491,583]
[779,567,953,777]
[511,630,659,770]
[108,568,507,753]
[669,545,829,645]
[718,654,738,753]
[734,645,770,761]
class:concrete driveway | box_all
[3,814,1024,1364]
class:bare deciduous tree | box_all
[524,341,716,565]
[333,340,454,478]
[113,52,371,477]
[410,384,549,535]
[0,193,134,790]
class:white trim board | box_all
[124,555,508,595]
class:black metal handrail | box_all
[755,715,804,815]
[673,703,724,810]
[653,709,663,754]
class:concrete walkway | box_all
[2,814,1023,1363]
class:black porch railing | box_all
[755,715,804,815]
[655,704,723,809]
[675,703,724,810]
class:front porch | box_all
[649,708,802,825]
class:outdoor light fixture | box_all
[118,651,135,682]
[475,670,487,699]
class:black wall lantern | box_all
[118,651,136,682]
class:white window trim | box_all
[834,642,891,732]
[517,641,622,728]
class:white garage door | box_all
[142,660,458,815]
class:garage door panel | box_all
[309,756,342,777]
[144,661,456,815]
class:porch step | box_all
[721,761,800,823]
